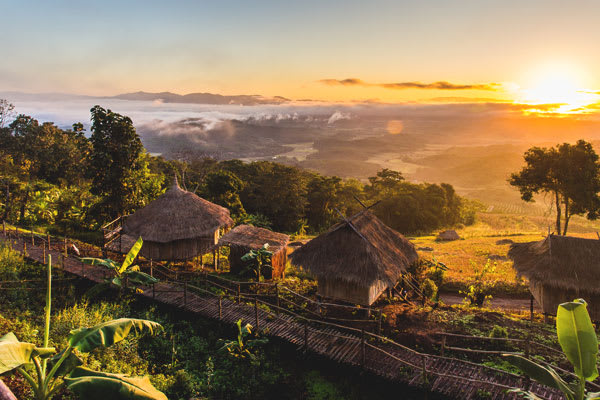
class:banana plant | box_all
[0,255,167,400]
[241,243,273,281]
[218,319,268,361]
[81,237,158,294]
[504,299,600,400]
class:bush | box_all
[420,278,438,301]
[489,325,508,338]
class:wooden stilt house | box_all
[509,235,600,320]
[120,177,233,261]
[289,210,418,305]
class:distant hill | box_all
[112,91,290,105]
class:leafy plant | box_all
[81,236,158,295]
[460,260,496,307]
[0,255,166,399]
[241,243,273,281]
[504,299,600,400]
[218,319,268,361]
[489,325,508,338]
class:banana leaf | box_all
[504,354,575,400]
[80,257,117,270]
[47,348,83,377]
[120,237,143,274]
[0,333,36,374]
[64,367,167,400]
[557,299,599,381]
[126,271,158,286]
[68,319,163,353]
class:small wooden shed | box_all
[289,210,418,305]
[509,235,600,320]
[218,225,289,279]
[121,177,233,261]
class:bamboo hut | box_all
[289,210,418,305]
[218,225,289,279]
[121,177,233,261]
[508,235,600,320]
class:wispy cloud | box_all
[319,78,500,91]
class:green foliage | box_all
[304,370,344,400]
[489,325,508,338]
[505,299,600,400]
[460,260,495,307]
[218,319,268,361]
[240,244,273,281]
[420,279,438,301]
[0,258,165,400]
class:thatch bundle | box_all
[508,235,600,294]
[121,178,233,260]
[289,210,418,287]
[219,225,289,278]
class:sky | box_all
[3,0,600,109]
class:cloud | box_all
[319,78,500,91]
[327,111,351,124]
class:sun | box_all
[515,66,598,114]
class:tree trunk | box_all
[19,187,29,222]
[563,199,571,236]
[555,191,561,235]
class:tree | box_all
[88,106,145,219]
[203,170,246,218]
[0,99,15,128]
[510,140,600,235]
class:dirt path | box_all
[440,292,541,312]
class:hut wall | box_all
[140,230,219,261]
[530,280,600,321]
[317,277,388,305]
[228,246,286,279]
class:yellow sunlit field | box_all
[411,212,600,294]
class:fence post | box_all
[254,298,259,331]
[275,283,280,314]
[219,295,222,319]
[361,329,366,367]
[183,281,187,306]
[530,294,534,322]
[42,243,46,262]
[150,259,153,277]
[440,335,446,357]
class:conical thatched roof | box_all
[508,235,600,294]
[289,210,418,286]
[122,177,233,243]
[218,225,289,253]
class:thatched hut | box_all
[289,210,418,305]
[218,225,289,279]
[121,178,233,261]
[508,235,600,320]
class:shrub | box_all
[420,278,438,301]
[489,325,508,338]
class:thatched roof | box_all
[436,230,460,241]
[218,225,289,253]
[289,210,418,286]
[508,235,600,294]
[122,177,233,243]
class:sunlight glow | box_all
[515,66,599,114]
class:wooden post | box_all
[275,283,280,314]
[213,248,218,271]
[218,296,222,319]
[361,329,366,366]
[440,335,446,357]
[544,313,549,324]
[530,294,534,322]
[150,259,153,277]
[42,243,46,262]
[183,281,187,306]
[254,298,259,331]
[216,248,220,271]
